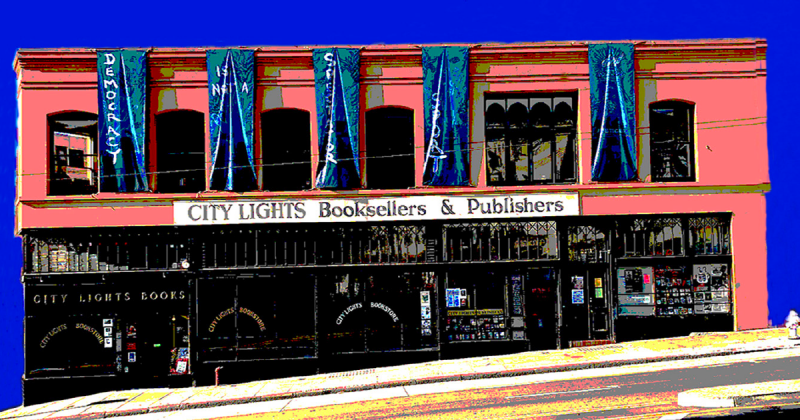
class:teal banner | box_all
[207,49,257,191]
[589,44,637,181]
[97,50,149,192]
[422,47,470,186]
[313,48,360,189]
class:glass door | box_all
[524,268,558,350]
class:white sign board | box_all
[174,193,579,226]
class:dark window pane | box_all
[510,137,530,182]
[365,107,415,189]
[531,137,552,181]
[155,111,206,193]
[650,101,695,182]
[485,94,576,186]
[262,109,312,191]
[486,103,506,129]
[487,138,507,183]
[555,133,576,181]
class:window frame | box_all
[260,108,313,192]
[48,112,99,196]
[649,100,696,182]
[365,106,416,190]
[154,110,207,194]
[484,92,578,186]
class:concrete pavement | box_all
[2,328,798,419]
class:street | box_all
[203,349,800,420]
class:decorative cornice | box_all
[635,70,763,80]
[15,39,767,89]
[472,74,590,84]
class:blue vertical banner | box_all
[207,49,257,192]
[589,43,637,181]
[422,47,470,186]
[313,48,361,189]
[97,50,149,192]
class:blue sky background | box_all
[1,0,797,410]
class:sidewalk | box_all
[2,328,796,420]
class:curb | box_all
[678,390,800,409]
[678,378,800,409]
[20,342,797,420]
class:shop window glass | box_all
[261,109,312,191]
[444,270,509,342]
[321,272,437,354]
[568,226,609,262]
[26,315,115,378]
[692,263,732,315]
[484,94,577,186]
[688,216,731,255]
[237,275,316,359]
[197,274,316,361]
[25,230,190,274]
[443,221,558,262]
[650,101,695,182]
[365,107,415,189]
[317,225,426,265]
[48,112,98,196]
[618,218,683,257]
[155,111,206,193]
[197,225,427,269]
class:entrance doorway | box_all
[560,267,613,348]
[525,268,559,351]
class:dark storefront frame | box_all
[20,212,734,402]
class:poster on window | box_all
[170,347,190,375]
[572,290,585,304]
[420,291,430,305]
[511,275,523,316]
[446,288,460,308]
[693,264,731,314]
[421,306,431,319]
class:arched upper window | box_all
[649,101,695,182]
[484,94,577,186]
[155,110,206,193]
[48,112,98,196]
[261,109,312,191]
[365,107,415,189]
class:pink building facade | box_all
[14,39,768,404]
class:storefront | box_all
[15,40,765,405]
[24,271,192,404]
[20,194,735,400]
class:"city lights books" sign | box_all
[174,193,579,225]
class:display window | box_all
[25,279,191,378]
[692,264,731,314]
[322,271,438,354]
[654,266,694,316]
[197,273,316,361]
[617,264,731,318]
[444,270,509,342]
[26,315,116,378]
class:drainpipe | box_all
[215,366,223,386]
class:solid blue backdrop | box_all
[1,0,797,410]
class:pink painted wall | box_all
[17,43,768,228]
